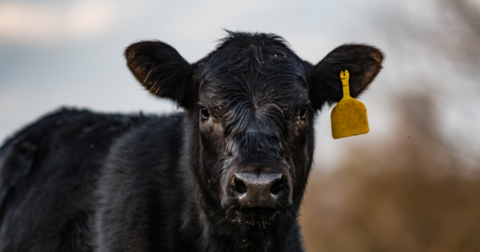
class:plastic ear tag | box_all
[331,70,369,139]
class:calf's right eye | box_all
[200,107,210,120]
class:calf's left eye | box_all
[200,107,210,120]
[299,107,308,119]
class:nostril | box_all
[270,179,285,196]
[234,178,247,195]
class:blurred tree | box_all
[300,1,480,251]
[301,91,480,252]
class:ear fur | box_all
[309,44,384,110]
[125,41,194,108]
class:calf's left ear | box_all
[125,41,194,108]
[308,44,384,110]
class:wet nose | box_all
[234,172,291,208]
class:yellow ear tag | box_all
[331,70,369,139]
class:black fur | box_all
[0,31,383,252]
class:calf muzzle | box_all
[221,163,293,209]
[234,172,288,208]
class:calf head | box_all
[125,32,383,232]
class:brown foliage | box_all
[300,92,480,252]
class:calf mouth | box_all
[225,205,290,227]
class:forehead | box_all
[198,33,309,107]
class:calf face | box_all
[125,32,382,230]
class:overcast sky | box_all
[1,0,479,170]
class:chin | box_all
[228,208,283,227]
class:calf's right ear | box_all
[125,41,194,108]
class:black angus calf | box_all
[0,31,383,252]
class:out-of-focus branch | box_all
[443,0,480,66]
[448,0,480,37]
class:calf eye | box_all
[200,107,210,120]
[299,107,308,119]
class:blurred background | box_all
[1,0,480,251]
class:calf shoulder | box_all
[94,112,197,252]
[0,108,153,252]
